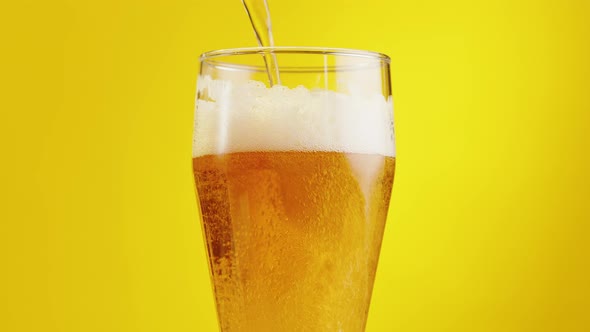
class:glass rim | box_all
[199,46,391,64]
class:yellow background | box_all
[1,0,589,331]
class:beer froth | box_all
[193,75,395,157]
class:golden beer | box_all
[193,151,395,331]
[194,47,395,331]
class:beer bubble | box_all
[194,76,395,158]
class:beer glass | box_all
[192,47,395,331]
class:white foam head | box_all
[193,75,395,157]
